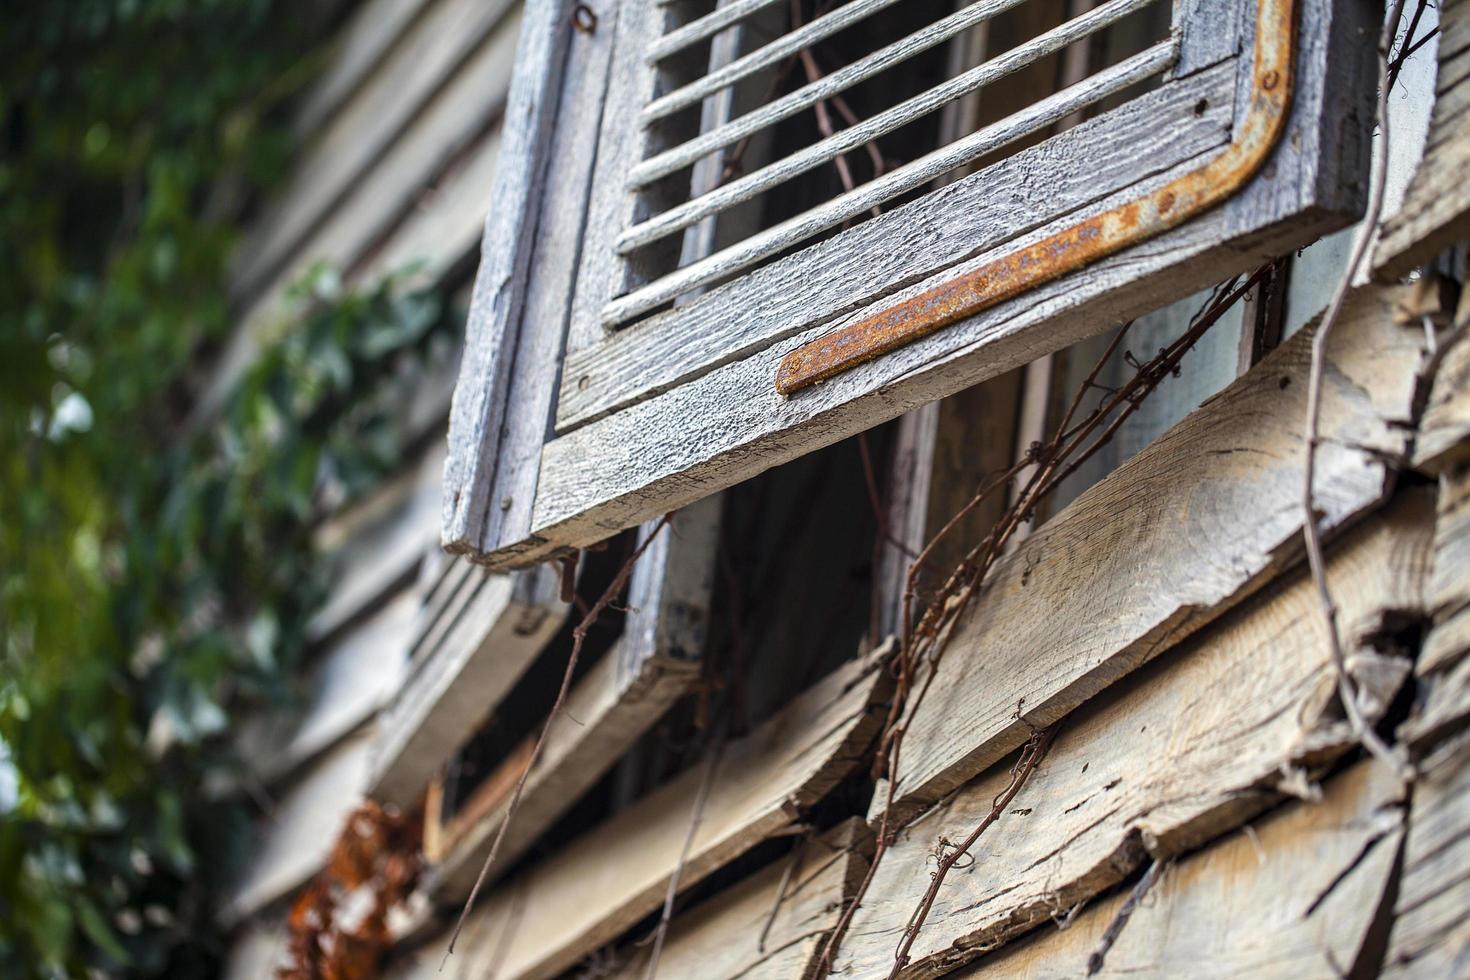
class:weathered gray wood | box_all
[440,0,596,559]
[307,439,445,643]
[424,650,892,980]
[220,728,375,926]
[1401,465,1470,752]
[951,761,1406,979]
[1376,0,1470,277]
[629,0,1055,190]
[559,58,1236,431]
[238,588,416,787]
[606,818,874,980]
[230,0,518,302]
[293,0,437,138]
[562,0,706,363]
[606,39,1180,325]
[1383,730,1470,978]
[425,495,724,900]
[368,564,566,808]
[871,285,1426,823]
[1414,324,1470,475]
[836,498,1432,978]
[642,0,904,122]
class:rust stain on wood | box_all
[774,0,1298,396]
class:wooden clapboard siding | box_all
[196,9,521,429]
[836,494,1432,978]
[1402,463,1470,753]
[874,284,1426,824]
[369,562,565,808]
[308,438,445,643]
[952,761,1405,979]
[606,818,874,980]
[1383,731,1470,978]
[441,0,605,563]
[220,727,375,926]
[417,650,892,980]
[1375,0,1470,278]
[230,0,519,302]
[293,0,438,139]
[1413,318,1470,476]
[427,497,724,900]
[237,588,416,787]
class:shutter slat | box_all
[617,0,1163,256]
[642,0,906,124]
[603,37,1177,327]
[634,0,1033,182]
[647,0,787,62]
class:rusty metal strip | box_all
[774,0,1296,397]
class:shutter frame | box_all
[444,0,1375,570]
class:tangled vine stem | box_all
[445,515,675,964]
[816,267,1267,976]
[1300,0,1413,783]
[889,725,1059,978]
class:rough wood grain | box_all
[492,0,1369,569]
[1376,0,1470,278]
[951,761,1406,979]
[878,284,1427,822]
[368,564,566,809]
[559,60,1235,431]
[425,650,892,980]
[426,497,723,900]
[440,0,599,559]
[1383,730,1470,978]
[1413,323,1470,475]
[1402,465,1470,752]
[836,497,1432,978]
[606,818,874,980]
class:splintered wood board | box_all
[836,495,1431,978]
[607,818,874,980]
[412,651,891,980]
[1402,463,1470,752]
[877,284,1427,823]
[1375,0,1470,278]
[952,761,1406,979]
[1383,732,1470,978]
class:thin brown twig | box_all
[1085,857,1166,975]
[888,725,1058,978]
[818,268,1263,976]
[444,515,676,964]
[1300,0,1413,783]
[644,719,728,980]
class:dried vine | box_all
[1300,0,1412,782]
[445,515,675,962]
[816,266,1270,976]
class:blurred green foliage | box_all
[0,3,455,975]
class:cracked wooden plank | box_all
[877,284,1427,824]
[1402,462,1470,753]
[399,650,891,980]
[425,497,724,901]
[950,760,1406,979]
[1383,730,1470,977]
[836,494,1431,978]
[606,818,873,980]
[1375,0,1470,278]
